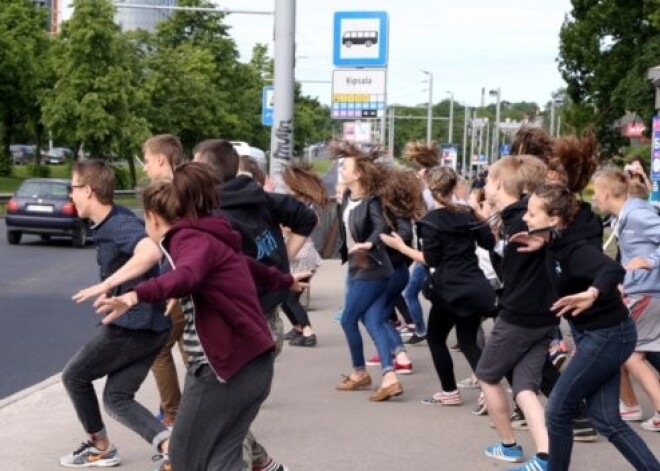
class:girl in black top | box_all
[512,184,660,471]
[382,167,496,405]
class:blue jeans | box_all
[385,264,410,355]
[341,276,392,373]
[403,263,427,336]
[546,317,660,471]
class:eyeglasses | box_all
[68,184,85,192]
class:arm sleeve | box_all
[267,193,317,236]
[116,215,148,256]
[419,221,443,268]
[364,196,390,246]
[134,234,215,303]
[395,216,413,246]
[566,244,625,295]
[472,214,496,251]
[246,257,294,290]
[631,209,660,269]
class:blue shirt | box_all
[92,206,169,331]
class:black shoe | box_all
[407,334,427,345]
[572,418,598,442]
[289,334,317,347]
[284,328,302,341]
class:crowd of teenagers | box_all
[56,127,660,471]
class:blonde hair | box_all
[489,155,547,198]
[592,168,629,198]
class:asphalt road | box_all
[0,220,100,399]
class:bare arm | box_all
[286,232,308,262]
[380,232,426,264]
[72,237,163,303]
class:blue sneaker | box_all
[508,455,548,471]
[484,442,524,463]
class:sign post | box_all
[650,116,660,204]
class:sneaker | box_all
[394,360,413,375]
[283,328,302,341]
[457,375,479,389]
[407,334,427,345]
[507,455,548,471]
[472,392,488,416]
[366,354,381,366]
[641,412,660,432]
[253,457,289,471]
[152,454,171,471]
[289,333,317,347]
[620,401,644,421]
[484,442,524,463]
[572,420,598,442]
[549,350,568,370]
[421,390,462,405]
[60,441,121,468]
[511,407,528,431]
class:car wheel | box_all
[72,225,87,248]
[7,231,22,245]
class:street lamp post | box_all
[422,70,433,144]
[488,88,501,160]
[446,91,454,144]
[462,105,470,174]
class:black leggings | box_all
[281,290,311,327]
[427,301,483,392]
[388,295,413,325]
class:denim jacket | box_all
[619,197,660,296]
[339,192,393,279]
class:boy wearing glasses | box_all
[60,160,171,467]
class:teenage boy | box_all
[592,168,660,431]
[193,139,317,471]
[60,160,171,467]
[475,155,556,471]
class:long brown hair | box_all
[550,130,599,194]
[534,184,581,226]
[331,141,387,195]
[379,166,425,228]
[511,126,553,163]
[427,167,467,212]
[282,163,328,208]
[141,162,220,224]
[403,141,438,169]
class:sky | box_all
[63,0,574,109]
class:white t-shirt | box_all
[343,198,362,250]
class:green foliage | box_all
[558,1,660,159]
[26,162,51,177]
[112,164,130,190]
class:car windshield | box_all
[16,182,69,199]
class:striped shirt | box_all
[180,297,208,367]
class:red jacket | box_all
[134,215,292,381]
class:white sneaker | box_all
[457,375,479,389]
[619,401,643,422]
[641,412,660,432]
[421,390,462,405]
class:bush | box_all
[26,163,52,177]
[112,164,130,190]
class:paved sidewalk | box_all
[0,260,659,470]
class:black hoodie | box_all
[217,175,317,313]
[498,197,558,328]
[546,204,628,331]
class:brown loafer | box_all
[335,374,372,391]
[369,382,404,401]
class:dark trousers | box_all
[62,325,170,448]
[281,290,311,327]
[170,353,275,471]
[427,300,482,392]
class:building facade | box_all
[114,0,176,32]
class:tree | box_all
[0,0,51,175]
[42,0,142,161]
[558,1,660,159]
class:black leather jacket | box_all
[338,192,393,279]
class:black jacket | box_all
[217,176,317,312]
[339,192,393,279]
[386,213,413,268]
[547,205,628,331]
[498,197,558,328]
[418,206,496,316]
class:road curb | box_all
[0,373,61,410]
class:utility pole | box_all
[269,0,296,188]
[462,105,469,174]
[446,91,454,144]
[388,106,395,157]
[489,88,501,160]
[422,70,433,144]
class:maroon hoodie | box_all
[134,215,292,381]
